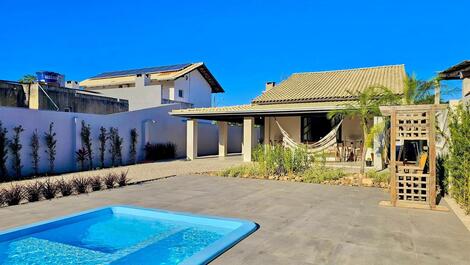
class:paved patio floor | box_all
[0,175,469,264]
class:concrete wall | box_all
[0,105,243,177]
[265,116,301,143]
[463,78,470,98]
[0,81,27,108]
[174,69,212,108]
[94,84,162,111]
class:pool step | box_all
[1,237,111,264]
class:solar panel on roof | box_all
[91,63,192,79]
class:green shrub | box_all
[90,176,102,191]
[57,179,73,196]
[447,104,470,213]
[366,170,389,184]
[118,170,129,186]
[253,144,311,176]
[2,184,23,205]
[0,122,8,181]
[24,181,43,202]
[9,125,24,179]
[42,178,57,199]
[72,177,90,194]
[104,173,117,189]
[144,142,176,161]
[302,166,345,183]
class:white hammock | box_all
[275,119,343,153]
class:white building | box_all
[80,62,224,110]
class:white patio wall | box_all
[0,105,243,177]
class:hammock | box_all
[275,119,343,153]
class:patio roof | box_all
[170,101,353,120]
[438,60,470,80]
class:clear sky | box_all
[0,0,467,105]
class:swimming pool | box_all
[0,206,258,264]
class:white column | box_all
[373,116,384,170]
[186,119,198,160]
[218,121,228,157]
[243,117,255,162]
[263,117,270,145]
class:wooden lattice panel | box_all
[396,172,429,202]
[396,111,429,140]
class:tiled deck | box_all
[0,175,469,264]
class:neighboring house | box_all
[171,65,405,163]
[80,63,224,110]
[439,60,470,103]
[0,80,128,114]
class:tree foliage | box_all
[44,122,57,174]
[80,121,93,169]
[30,129,40,176]
[9,126,24,179]
[0,122,8,181]
[447,104,470,213]
[327,86,400,176]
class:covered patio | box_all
[171,101,378,165]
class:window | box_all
[178,89,184,98]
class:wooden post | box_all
[390,109,397,206]
[429,107,437,208]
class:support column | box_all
[373,116,384,170]
[242,117,255,162]
[186,119,198,160]
[218,121,228,157]
[263,117,270,145]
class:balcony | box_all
[161,98,193,109]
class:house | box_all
[170,65,406,163]
[0,79,128,114]
[439,60,470,103]
[80,63,224,110]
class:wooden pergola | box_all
[379,104,448,211]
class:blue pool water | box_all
[0,206,258,264]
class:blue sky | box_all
[0,0,468,105]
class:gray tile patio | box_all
[0,175,469,264]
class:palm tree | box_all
[403,73,437,104]
[18,74,36,84]
[327,86,400,179]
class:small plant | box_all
[30,129,40,176]
[129,128,138,164]
[108,127,123,167]
[57,179,73,196]
[80,121,93,169]
[2,184,23,206]
[103,173,117,189]
[44,122,57,174]
[144,142,176,161]
[98,126,107,168]
[0,122,8,181]
[72,177,90,194]
[90,176,102,191]
[41,178,57,199]
[366,170,389,185]
[118,170,130,187]
[24,181,43,202]
[9,125,24,179]
[75,147,89,171]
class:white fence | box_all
[0,104,244,177]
